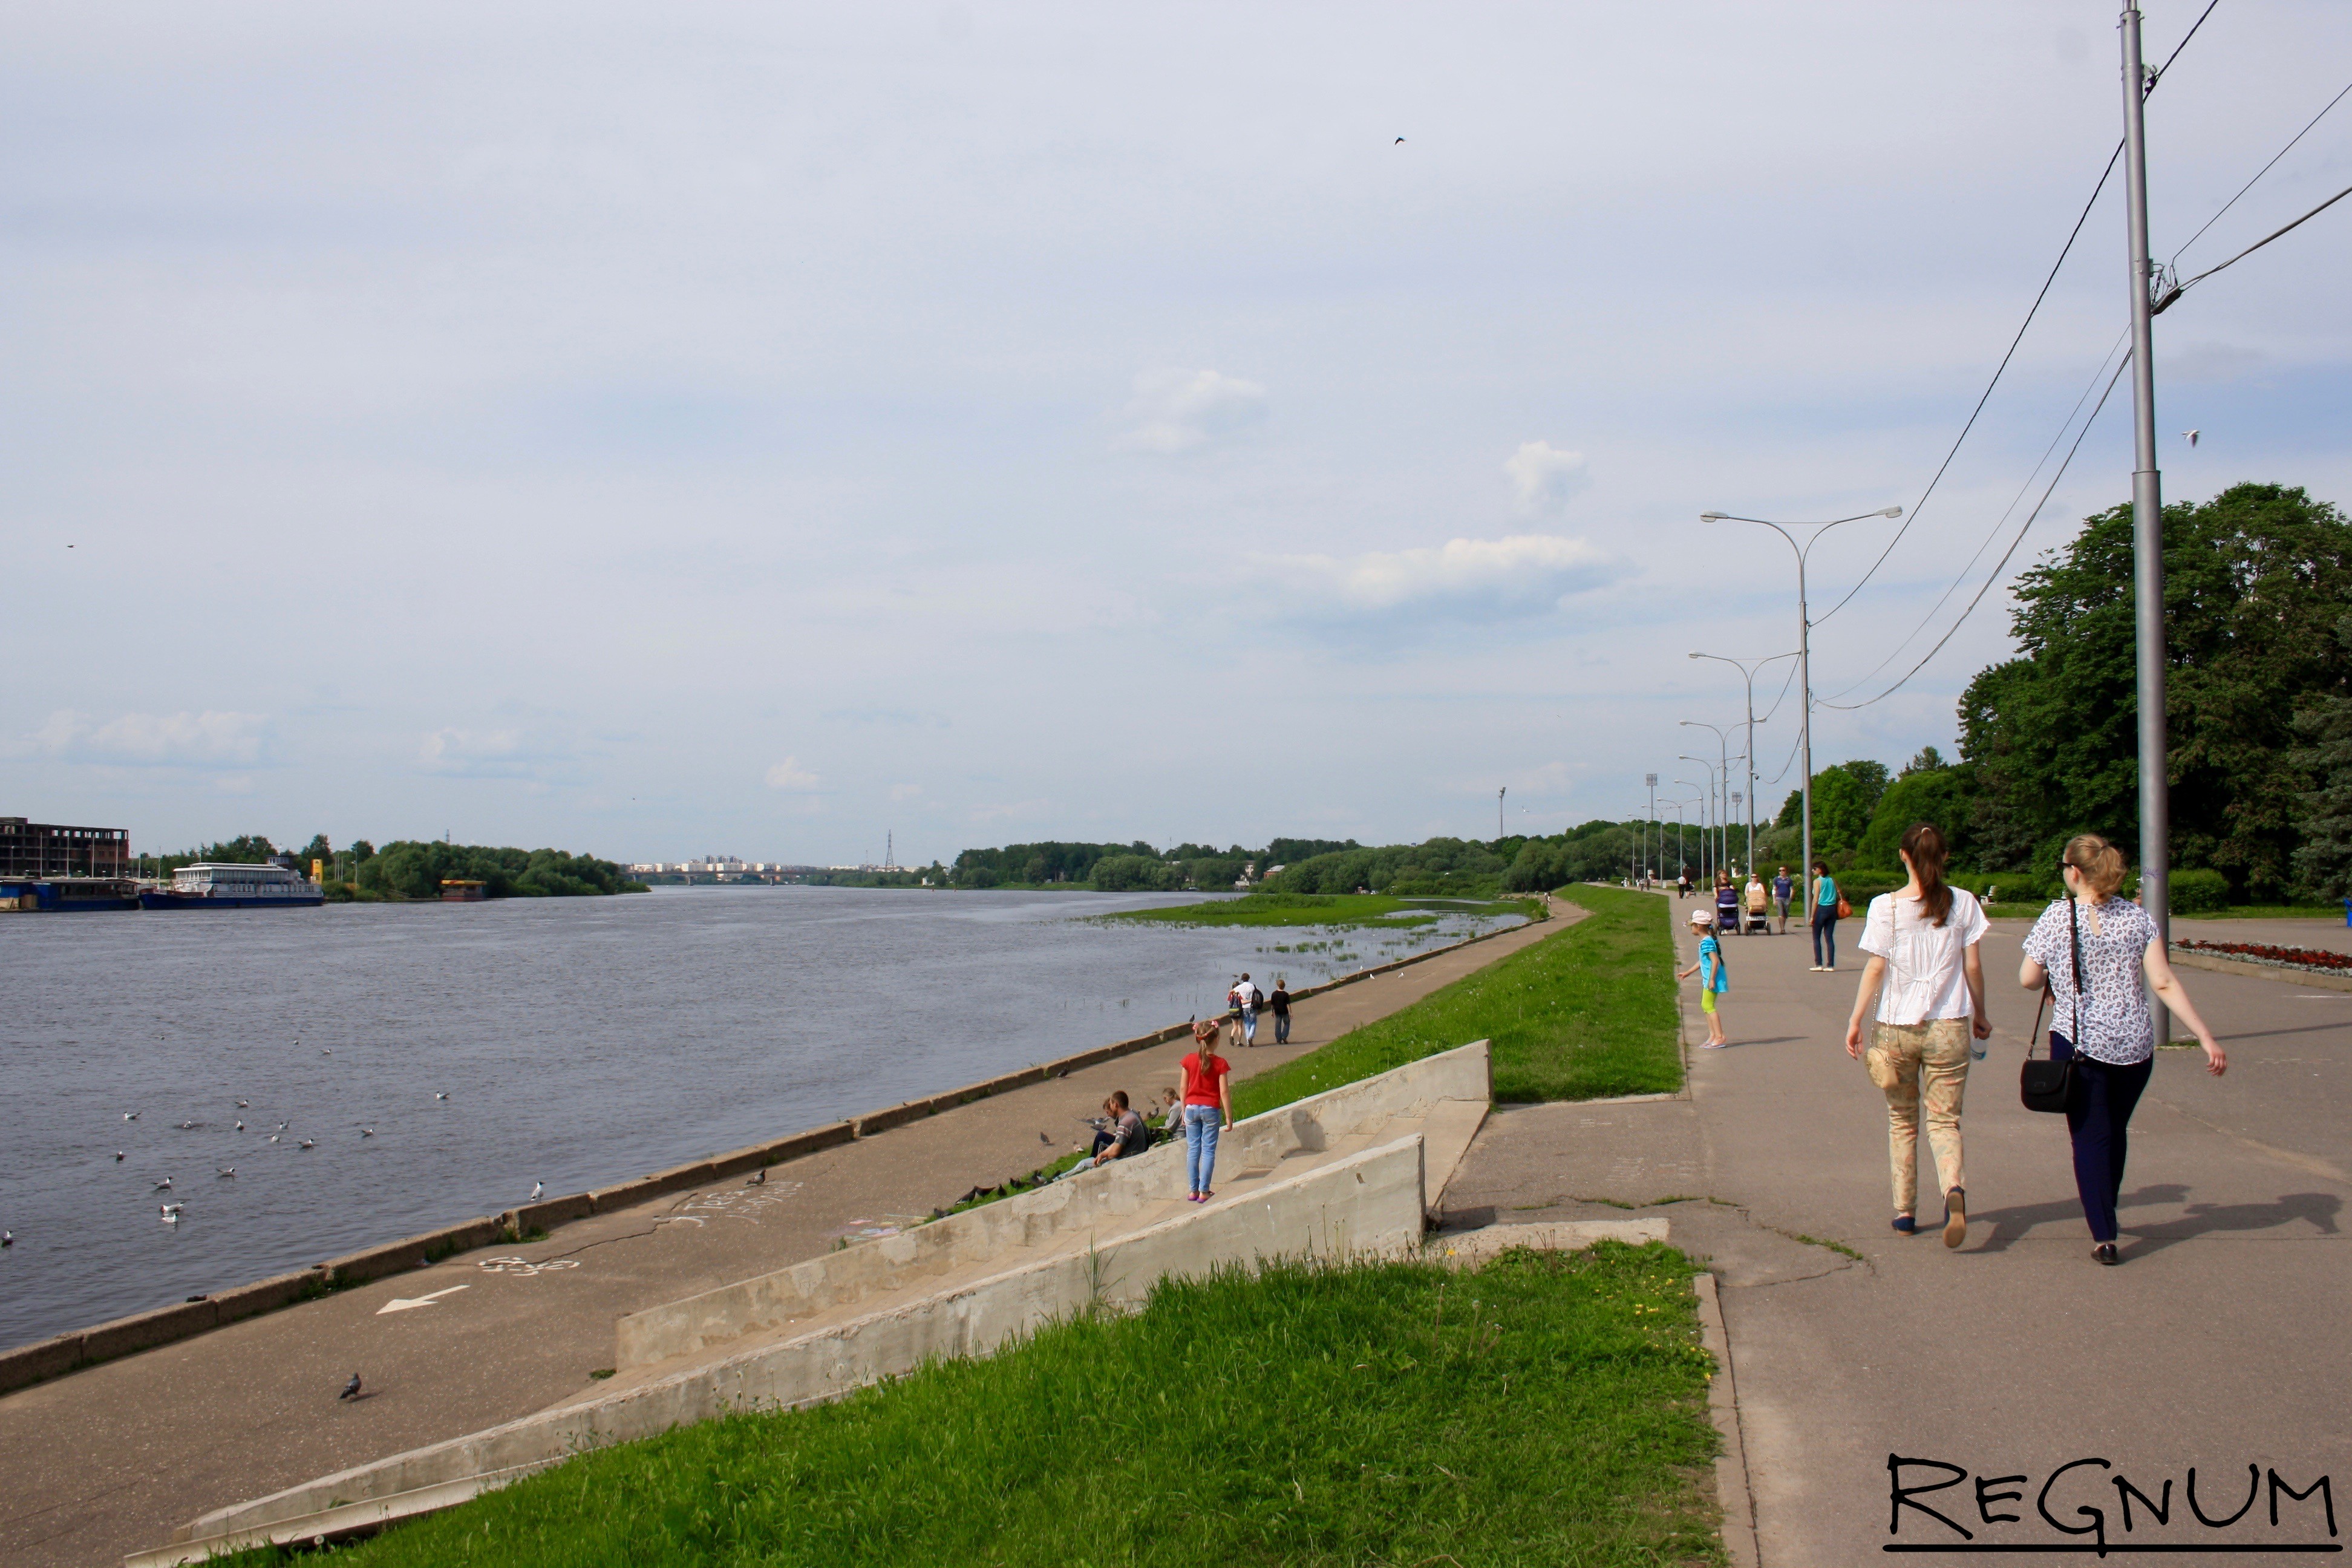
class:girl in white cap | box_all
[1677,907,1730,1048]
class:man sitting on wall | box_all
[1057,1091,1146,1179]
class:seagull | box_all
[435,1092,449,1102]
[123,1112,139,1122]
[2,1230,13,1248]
[360,1127,375,1138]
[217,1167,235,1178]
[2184,429,2200,446]
[235,1099,249,1109]
[341,1373,363,1400]
[177,1121,198,1130]
[321,1048,332,1056]
[115,1151,125,1162]
[276,1122,289,1132]
[529,1180,544,1202]
[235,1121,244,1131]
[269,1134,281,1144]
[160,1204,184,1222]
[153,1177,173,1192]
[298,1138,316,1150]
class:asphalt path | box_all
[1445,893,2348,1566]
[0,906,1566,1568]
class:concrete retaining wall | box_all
[167,1134,1431,1556]
[615,1039,1491,1370]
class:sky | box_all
[7,2,2350,866]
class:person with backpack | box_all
[1233,973,1262,1046]
[1177,1019,1235,1201]
[1677,907,1730,1048]
[1843,823,1990,1247]
[2019,834,2226,1266]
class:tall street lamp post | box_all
[1644,773,1658,884]
[1675,780,1708,881]
[1689,651,1799,880]
[1667,795,1700,883]
[1699,506,1903,909]
[1679,755,1722,882]
[1679,721,1737,875]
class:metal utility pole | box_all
[2121,1,2171,1040]
[1690,652,1796,883]
[1680,754,1721,881]
[1498,786,1507,843]
[1700,506,1902,909]
[1644,773,1658,884]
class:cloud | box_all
[1503,442,1591,512]
[1257,534,1624,622]
[1114,368,1268,453]
[36,710,271,768]
[765,756,821,791]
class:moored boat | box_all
[139,862,324,910]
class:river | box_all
[0,886,1517,1350]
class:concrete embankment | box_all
[0,902,1572,1568]
[0,907,1541,1401]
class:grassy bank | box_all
[237,1243,1717,1568]
[1232,884,1679,1113]
[1104,890,1541,929]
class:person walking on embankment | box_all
[1809,860,1843,971]
[1178,1020,1235,1202]
[1842,823,1990,1246]
[1773,865,1795,934]
[1269,978,1292,1045]
[1714,872,1739,938]
[1678,907,1730,1048]
[2019,834,2226,1267]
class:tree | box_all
[2292,613,2352,899]
[1903,746,1946,776]
[1859,766,1976,868]
[1960,483,2352,897]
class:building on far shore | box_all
[1,817,130,879]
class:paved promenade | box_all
[0,908,1565,1568]
[1445,894,2349,1564]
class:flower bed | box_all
[2174,938,2352,973]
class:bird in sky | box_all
[341,1373,363,1400]
[1395,136,1405,143]
[2184,430,2200,446]
[530,1180,544,1201]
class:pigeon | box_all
[217,1167,235,1178]
[115,1151,125,1162]
[1039,1132,1051,1145]
[298,1138,316,1150]
[2184,429,2200,446]
[746,1169,766,1187]
[340,1373,362,1400]
[360,1127,375,1138]
[529,1181,544,1202]
[153,1177,173,1192]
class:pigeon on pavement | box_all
[341,1373,363,1400]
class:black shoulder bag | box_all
[2019,896,2082,1113]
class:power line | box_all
[1820,352,2132,713]
[1808,0,2218,629]
[2167,75,2352,267]
[2157,178,2352,313]
[1818,325,2131,704]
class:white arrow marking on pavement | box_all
[375,1284,470,1315]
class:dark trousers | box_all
[2054,1041,2154,1243]
[1811,907,1837,967]
[1273,1011,1290,1044]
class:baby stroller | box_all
[1741,881,1772,935]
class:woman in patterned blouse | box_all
[2019,834,2225,1267]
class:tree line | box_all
[154,834,644,900]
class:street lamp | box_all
[1642,773,1658,884]
[1679,722,1737,875]
[1690,651,1798,881]
[1699,506,1902,908]
[1667,793,1702,886]
[1678,755,1722,881]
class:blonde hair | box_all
[2063,834,2128,897]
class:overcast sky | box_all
[8,2,2349,865]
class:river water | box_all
[0,887,1517,1350]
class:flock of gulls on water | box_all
[0,1040,544,1249]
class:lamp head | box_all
[1882,506,1903,518]
[1699,511,1726,521]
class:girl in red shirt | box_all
[1178,1020,1234,1201]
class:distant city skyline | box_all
[8,4,2347,860]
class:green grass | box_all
[1103,891,1542,929]
[2184,904,2347,920]
[237,1243,1719,1568]
[1231,884,1681,1114]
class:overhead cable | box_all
[1820,353,2132,712]
[1808,0,2218,628]
[2167,75,2352,267]
[2155,179,2352,313]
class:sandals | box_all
[1941,1189,1967,1249]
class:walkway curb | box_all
[1693,1271,1760,1568]
[2169,947,2352,993]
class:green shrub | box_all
[2166,867,2231,913]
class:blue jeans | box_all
[1812,907,1837,967]
[1183,1104,1223,1194]
[1274,1011,1290,1044]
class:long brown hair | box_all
[1900,822,1954,927]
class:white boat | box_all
[139,863,324,910]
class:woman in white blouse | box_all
[1842,822,1991,1247]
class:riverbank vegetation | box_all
[241,1243,1718,1568]
[150,834,645,899]
[1104,890,1541,928]
[1233,885,1679,1112]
